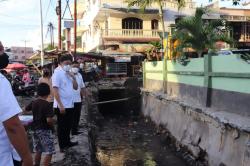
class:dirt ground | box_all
[17,96,93,166]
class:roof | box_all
[27,49,69,60]
[76,51,144,61]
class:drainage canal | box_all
[89,80,190,166]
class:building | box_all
[75,0,196,53]
[207,0,250,48]
[10,46,34,62]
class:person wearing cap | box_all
[0,41,33,166]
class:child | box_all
[25,83,55,166]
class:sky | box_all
[0,0,72,49]
[0,0,249,49]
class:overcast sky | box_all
[0,0,248,49]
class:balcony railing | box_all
[102,29,161,38]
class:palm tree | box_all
[46,22,55,49]
[145,41,162,61]
[126,0,186,57]
[172,7,233,58]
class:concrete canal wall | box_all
[142,55,250,166]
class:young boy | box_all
[25,83,55,166]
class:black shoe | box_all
[60,147,67,153]
[72,131,82,135]
[68,141,78,147]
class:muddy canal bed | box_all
[91,111,188,166]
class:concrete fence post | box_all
[143,61,146,89]
[163,59,168,93]
[204,54,212,107]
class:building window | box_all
[122,17,143,29]
[21,50,24,53]
[15,56,18,59]
[151,19,159,30]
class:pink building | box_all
[11,46,34,62]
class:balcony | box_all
[102,29,161,42]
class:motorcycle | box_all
[11,76,36,96]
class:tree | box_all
[44,44,55,51]
[126,0,186,58]
[145,41,162,61]
[46,22,55,48]
[172,7,233,58]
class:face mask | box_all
[71,67,79,74]
[62,65,71,72]
[80,63,84,69]
[0,53,9,69]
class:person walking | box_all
[71,61,86,135]
[38,68,54,107]
[52,54,78,152]
[25,83,55,166]
[0,41,33,166]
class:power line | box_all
[44,0,52,21]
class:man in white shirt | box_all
[0,42,32,166]
[52,54,78,151]
[70,61,86,135]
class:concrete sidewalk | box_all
[52,103,93,165]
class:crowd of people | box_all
[0,41,87,166]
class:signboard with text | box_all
[114,56,131,62]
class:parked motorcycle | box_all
[11,76,36,96]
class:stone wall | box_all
[142,90,250,166]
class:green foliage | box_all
[44,44,55,51]
[172,7,233,57]
[145,41,162,61]
[126,0,186,12]
[150,41,161,50]
[61,36,66,41]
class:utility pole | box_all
[39,0,44,67]
[56,0,62,50]
[74,0,77,55]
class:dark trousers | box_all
[13,159,22,166]
[55,108,74,149]
[72,102,82,134]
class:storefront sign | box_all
[114,56,131,62]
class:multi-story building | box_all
[10,46,34,62]
[207,0,250,48]
[76,0,196,53]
